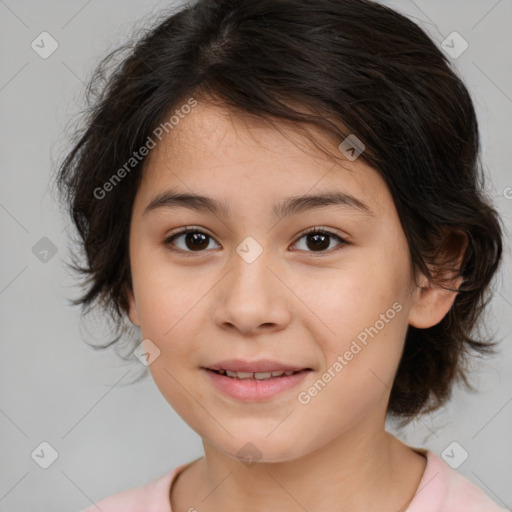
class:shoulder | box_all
[72,464,186,512]
[406,448,508,512]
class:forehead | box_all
[138,100,391,219]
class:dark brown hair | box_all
[53,0,504,421]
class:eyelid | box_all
[289,226,350,255]
[163,225,350,255]
[164,225,221,254]
[295,225,349,242]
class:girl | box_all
[56,0,507,510]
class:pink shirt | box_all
[76,449,507,511]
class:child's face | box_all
[126,101,422,462]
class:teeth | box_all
[225,370,252,378]
[218,369,297,380]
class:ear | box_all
[408,231,468,329]
[125,285,140,327]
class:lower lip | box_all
[203,369,312,402]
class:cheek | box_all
[131,256,220,379]
[300,307,407,436]
[131,249,199,331]
[306,251,410,389]
[301,256,402,335]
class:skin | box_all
[126,100,467,512]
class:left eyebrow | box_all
[143,189,375,219]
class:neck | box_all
[178,419,426,512]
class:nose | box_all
[211,245,292,335]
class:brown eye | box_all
[292,228,348,254]
[164,229,220,253]
[163,226,348,256]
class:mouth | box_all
[201,362,313,401]
[204,358,313,374]
[206,368,310,380]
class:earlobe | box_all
[126,286,140,327]
[408,231,468,329]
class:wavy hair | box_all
[54,0,504,420]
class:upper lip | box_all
[204,359,312,373]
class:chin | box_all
[216,436,310,465]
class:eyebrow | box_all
[143,189,374,219]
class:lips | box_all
[204,358,312,373]
[203,365,312,401]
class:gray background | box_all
[0,0,511,510]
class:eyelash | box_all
[163,226,349,256]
